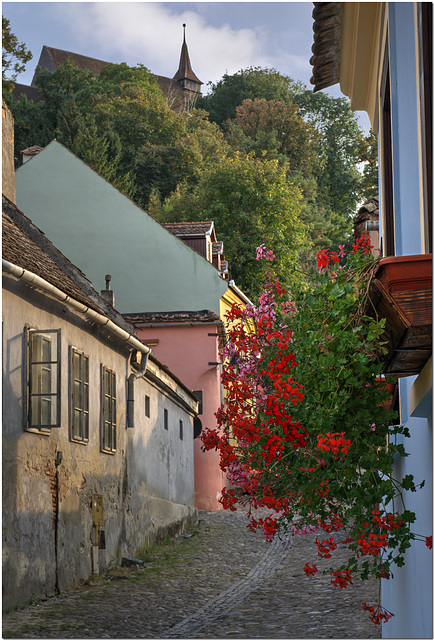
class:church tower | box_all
[173,24,203,98]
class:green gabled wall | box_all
[15,141,227,314]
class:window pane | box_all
[104,370,111,394]
[74,380,82,408]
[73,408,81,437]
[111,372,116,397]
[83,412,89,440]
[104,422,110,449]
[84,384,89,411]
[112,424,116,451]
[74,351,81,376]
[104,395,111,421]
[83,356,89,381]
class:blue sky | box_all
[3,1,370,130]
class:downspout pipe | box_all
[127,350,151,428]
[2,259,151,357]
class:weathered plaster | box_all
[3,278,197,608]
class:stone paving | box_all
[2,506,381,639]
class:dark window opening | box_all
[193,390,203,415]
[164,408,168,430]
[381,41,395,257]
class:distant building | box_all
[12,25,202,111]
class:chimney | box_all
[20,145,43,164]
[2,100,17,204]
[100,274,115,307]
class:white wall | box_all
[2,277,196,608]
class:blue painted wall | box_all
[380,5,433,638]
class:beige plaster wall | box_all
[2,278,196,608]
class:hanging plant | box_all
[201,236,431,624]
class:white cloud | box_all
[61,2,268,88]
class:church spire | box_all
[173,23,203,94]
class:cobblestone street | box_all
[2,507,381,639]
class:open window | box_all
[26,328,61,430]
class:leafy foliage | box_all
[4,54,379,293]
[2,17,32,92]
[201,237,429,623]
[198,66,303,125]
[161,151,307,300]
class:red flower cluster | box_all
[303,562,318,576]
[362,603,394,625]
[426,536,432,549]
[352,235,374,255]
[315,536,337,559]
[357,532,388,556]
[330,569,352,589]
[316,248,340,272]
[371,509,403,531]
[317,432,351,457]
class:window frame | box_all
[70,346,89,444]
[26,327,61,431]
[100,364,117,454]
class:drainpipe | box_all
[2,259,151,357]
[127,349,151,428]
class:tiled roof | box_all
[123,310,222,325]
[310,2,342,92]
[2,196,134,333]
[162,221,214,236]
[173,30,202,86]
[24,46,193,110]
[11,83,44,103]
[31,46,109,85]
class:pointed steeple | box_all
[173,24,203,95]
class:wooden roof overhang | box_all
[366,255,432,377]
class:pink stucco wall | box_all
[134,324,225,511]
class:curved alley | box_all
[3,506,380,639]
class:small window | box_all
[193,390,203,415]
[70,347,89,443]
[27,328,61,430]
[179,420,183,440]
[164,408,168,430]
[145,395,150,418]
[101,365,116,453]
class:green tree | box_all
[198,66,302,125]
[2,17,32,92]
[356,130,379,198]
[225,98,319,177]
[161,151,307,300]
[293,90,365,227]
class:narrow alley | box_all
[3,506,380,639]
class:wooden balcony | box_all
[366,255,432,377]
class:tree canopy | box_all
[2,17,33,92]
[4,50,378,300]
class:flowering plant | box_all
[201,236,430,623]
